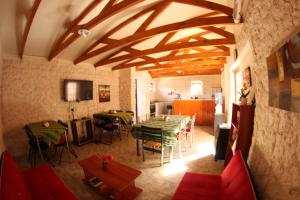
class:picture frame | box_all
[243,66,252,87]
[98,85,110,102]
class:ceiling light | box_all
[177,70,182,73]
[78,29,90,37]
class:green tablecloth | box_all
[132,115,190,146]
[93,111,132,124]
[27,121,67,144]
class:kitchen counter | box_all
[173,99,216,125]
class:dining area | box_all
[131,114,196,166]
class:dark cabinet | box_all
[225,103,255,166]
[214,124,230,161]
[71,118,94,146]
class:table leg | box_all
[36,137,45,162]
[136,139,140,156]
[64,131,78,158]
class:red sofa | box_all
[0,151,78,200]
[172,150,257,200]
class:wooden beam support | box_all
[112,50,230,70]
[150,68,222,78]
[48,0,143,60]
[20,0,42,58]
[98,37,234,67]
[75,16,234,63]
[136,59,226,71]
[173,0,233,16]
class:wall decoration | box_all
[98,85,110,102]
[267,31,300,113]
[243,66,252,87]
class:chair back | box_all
[141,126,163,145]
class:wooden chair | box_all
[119,116,134,137]
[186,114,196,147]
[141,126,173,166]
[176,121,187,158]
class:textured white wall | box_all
[2,55,120,156]
[153,75,221,101]
[136,71,151,121]
[119,68,136,113]
[224,0,300,199]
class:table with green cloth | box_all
[132,115,190,155]
[28,121,67,145]
[27,120,77,163]
[93,111,132,124]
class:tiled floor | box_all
[17,126,224,200]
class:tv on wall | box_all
[64,79,93,102]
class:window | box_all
[149,82,155,92]
[191,81,203,96]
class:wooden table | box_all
[79,155,143,200]
[132,115,190,156]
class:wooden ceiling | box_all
[20,0,237,78]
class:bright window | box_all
[191,81,203,96]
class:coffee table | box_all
[79,155,143,200]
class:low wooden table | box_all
[79,155,143,200]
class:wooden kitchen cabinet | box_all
[173,100,216,125]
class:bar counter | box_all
[173,99,215,125]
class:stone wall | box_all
[119,68,136,114]
[153,75,221,101]
[2,55,120,156]
[136,71,151,121]
[229,0,300,199]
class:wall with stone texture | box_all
[153,75,221,101]
[119,68,136,114]
[226,0,300,199]
[136,71,151,121]
[0,41,5,153]
[2,55,120,156]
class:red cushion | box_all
[220,151,256,200]
[23,164,78,200]
[172,172,221,200]
[0,151,33,200]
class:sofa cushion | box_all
[172,172,221,200]
[220,151,256,200]
[0,151,33,200]
[23,164,78,200]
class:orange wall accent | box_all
[173,100,215,125]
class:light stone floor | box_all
[17,126,224,200]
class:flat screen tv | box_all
[64,79,93,102]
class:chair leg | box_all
[59,144,65,164]
[142,145,145,162]
[161,147,164,166]
[179,141,182,158]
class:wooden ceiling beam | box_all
[148,65,223,74]
[173,0,233,16]
[136,60,226,71]
[20,0,42,58]
[112,50,229,70]
[75,16,234,63]
[98,37,234,67]
[74,2,166,64]
[94,26,232,66]
[48,0,143,60]
[150,69,222,78]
